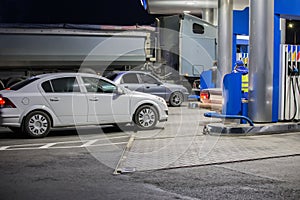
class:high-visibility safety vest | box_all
[242,74,249,93]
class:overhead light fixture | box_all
[183,10,191,13]
[185,1,197,5]
[288,23,294,28]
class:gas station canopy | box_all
[143,0,249,15]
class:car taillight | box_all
[200,91,210,101]
[0,97,16,108]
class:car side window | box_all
[82,77,116,93]
[42,77,80,93]
[121,73,139,84]
[140,74,159,84]
[41,81,53,92]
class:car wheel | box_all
[134,105,158,130]
[23,111,51,138]
[169,91,183,107]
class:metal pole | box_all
[248,0,274,122]
[213,8,218,26]
[202,8,214,24]
[280,19,286,44]
[217,0,233,88]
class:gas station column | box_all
[248,0,274,122]
[202,8,214,24]
[217,0,233,88]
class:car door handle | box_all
[50,97,60,102]
[145,86,150,89]
[89,97,99,101]
[124,86,128,88]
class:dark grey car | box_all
[106,71,189,106]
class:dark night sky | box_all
[0,0,156,25]
[286,20,300,45]
[0,0,299,44]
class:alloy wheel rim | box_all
[28,114,48,135]
[138,108,155,127]
[172,94,181,105]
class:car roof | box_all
[33,72,114,84]
[117,71,150,74]
[34,72,98,78]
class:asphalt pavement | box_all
[0,103,299,199]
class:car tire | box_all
[169,91,183,107]
[134,105,158,130]
[23,111,51,138]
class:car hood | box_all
[163,83,187,92]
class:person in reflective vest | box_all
[233,60,249,99]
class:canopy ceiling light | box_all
[144,0,249,15]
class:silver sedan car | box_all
[106,71,189,106]
[0,73,168,138]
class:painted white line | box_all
[0,135,129,150]
[79,135,129,141]
[39,143,57,149]
[80,139,98,147]
[0,146,10,151]
[2,143,48,147]
[2,142,128,151]
[0,135,130,151]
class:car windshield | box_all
[9,77,40,90]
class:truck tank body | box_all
[0,24,154,71]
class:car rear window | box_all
[9,77,40,90]
[105,73,118,81]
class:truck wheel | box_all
[23,111,51,138]
[134,105,158,130]
[169,92,183,107]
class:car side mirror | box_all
[114,86,125,95]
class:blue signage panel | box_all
[275,0,300,16]
[233,7,249,35]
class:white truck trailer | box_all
[0,13,217,89]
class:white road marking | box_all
[80,139,98,147]
[0,142,128,151]
[0,135,130,151]
[39,143,57,149]
[0,146,9,150]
